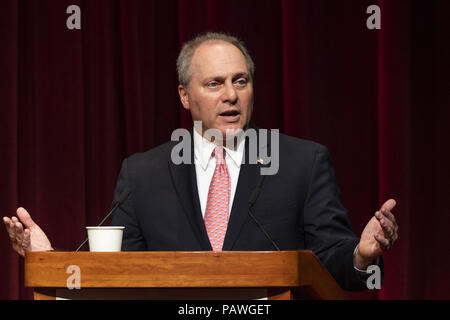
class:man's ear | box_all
[178,85,190,111]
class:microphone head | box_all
[117,188,131,204]
[248,187,261,206]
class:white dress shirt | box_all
[193,128,245,218]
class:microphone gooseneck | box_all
[75,188,131,252]
[247,177,281,251]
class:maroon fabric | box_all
[1,0,449,299]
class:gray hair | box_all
[176,32,255,90]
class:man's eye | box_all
[235,79,248,86]
[207,82,219,88]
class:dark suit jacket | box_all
[110,129,376,291]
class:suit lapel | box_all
[222,127,269,251]
[168,136,212,251]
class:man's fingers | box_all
[14,222,24,243]
[380,199,396,214]
[3,217,14,235]
[22,229,31,250]
[376,211,397,234]
[374,212,398,245]
[381,209,397,226]
[380,216,394,237]
[379,202,398,229]
[4,218,17,242]
[374,233,390,250]
[362,201,398,257]
[3,212,32,257]
[16,207,36,229]
[3,216,10,225]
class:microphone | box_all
[75,188,131,252]
[247,178,281,251]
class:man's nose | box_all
[221,82,238,104]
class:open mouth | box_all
[219,109,241,122]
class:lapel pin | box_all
[257,158,264,164]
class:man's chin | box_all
[221,124,246,137]
[196,120,248,145]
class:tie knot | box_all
[213,146,226,162]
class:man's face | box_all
[178,41,254,140]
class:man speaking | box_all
[3,32,398,292]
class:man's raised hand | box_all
[3,207,52,257]
[355,199,399,270]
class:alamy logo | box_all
[66,265,81,290]
[366,5,381,30]
[170,121,280,176]
[366,265,381,289]
[66,5,81,30]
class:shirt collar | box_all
[193,127,245,171]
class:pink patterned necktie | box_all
[204,146,231,251]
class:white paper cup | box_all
[86,226,125,252]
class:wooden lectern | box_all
[25,250,347,300]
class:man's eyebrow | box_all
[203,72,250,83]
[232,72,249,81]
[204,76,226,82]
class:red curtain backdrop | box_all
[1,0,449,299]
